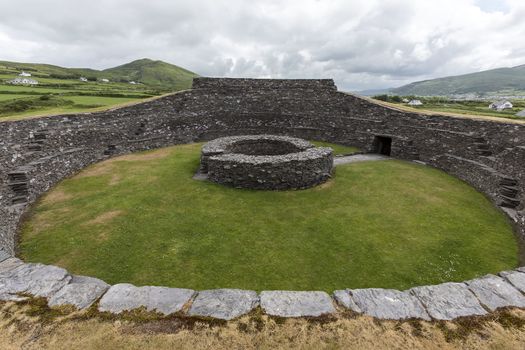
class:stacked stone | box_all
[201,135,333,190]
[0,77,524,320]
[3,254,525,321]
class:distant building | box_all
[19,71,31,77]
[100,78,109,83]
[129,81,137,84]
[8,77,38,85]
[489,100,513,111]
[79,77,88,82]
[402,98,409,103]
[407,99,423,106]
[516,109,525,117]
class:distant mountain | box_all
[103,59,198,90]
[354,88,392,96]
[0,58,198,90]
[391,64,525,97]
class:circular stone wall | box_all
[200,135,334,190]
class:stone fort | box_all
[0,77,524,320]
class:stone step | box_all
[499,195,521,209]
[476,144,490,150]
[500,177,518,186]
[27,144,42,152]
[7,172,29,182]
[501,186,520,198]
[103,144,117,156]
[11,196,28,205]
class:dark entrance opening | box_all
[373,136,392,156]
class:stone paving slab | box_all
[48,275,110,309]
[98,283,195,315]
[466,274,525,311]
[333,290,361,313]
[0,249,10,263]
[343,288,431,320]
[188,289,259,320]
[500,270,525,293]
[0,262,71,300]
[410,282,487,320]
[260,291,335,317]
[0,258,24,274]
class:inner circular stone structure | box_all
[200,135,334,190]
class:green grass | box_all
[408,102,524,119]
[19,143,518,292]
[0,95,142,119]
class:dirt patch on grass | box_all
[116,148,172,161]
[313,179,335,190]
[76,162,115,178]
[41,189,72,205]
[84,210,123,226]
[109,174,121,186]
[25,207,71,238]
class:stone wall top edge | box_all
[191,77,337,90]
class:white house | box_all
[100,78,109,83]
[129,81,137,85]
[516,109,525,117]
[489,100,513,111]
[407,99,423,106]
[8,77,38,85]
[19,71,31,77]
[79,77,88,82]
[402,98,409,103]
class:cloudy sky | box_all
[1,0,524,90]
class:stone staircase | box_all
[473,136,493,156]
[26,129,49,152]
[499,176,521,209]
[7,166,31,204]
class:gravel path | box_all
[334,154,390,165]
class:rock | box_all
[0,293,28,302]
[466,275,525,311]
[0,249,10,263]
[346,288,430,320]
[410,282,487,320]
[333,290,361,313]
[98,284,194,315]
[188,289,259,320]
[260,291,335,317]
[0,262,71,300]
[500,270,525,293]
[0,258,24,274]
[48,275,110,309]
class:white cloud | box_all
[0,0,523,90]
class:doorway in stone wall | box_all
[373,136,392,156]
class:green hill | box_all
[103,59,197,90]
[391,64,525,97]
[0,58,198,90]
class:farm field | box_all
[0,59,197,120]
[371,95,525,120]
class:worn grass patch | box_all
[2,302,525,349]
[19,142,517,291]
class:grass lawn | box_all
[19,143,518,292]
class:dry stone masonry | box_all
[200,135,333,190]
[1,77,525,321]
